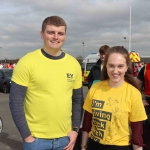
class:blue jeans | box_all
[23,136,70,150]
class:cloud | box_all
[0,0,150,59]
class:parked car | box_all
[0,68,13,93]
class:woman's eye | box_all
[118,65,123,68]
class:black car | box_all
[0,68,13,93]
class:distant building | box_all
[140,56,150,63]
[0,59,19,64]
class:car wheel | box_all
[3,83,9,93]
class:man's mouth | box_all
[51,41,59,44]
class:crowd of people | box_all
[0,62,16,69]
[8,15,150,150]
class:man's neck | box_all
[43,47,61,56]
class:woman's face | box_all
[106,53,128,87]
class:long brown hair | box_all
[101,46,140,90]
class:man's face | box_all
[100,53,106,62]
[41,25,66,51]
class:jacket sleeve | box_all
[9,81,31,139]
[87,68,93,89]
[130,121,145,146]
[82,110,92,132]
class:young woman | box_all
[81,46,147,150]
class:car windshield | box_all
[3,70,13,77]
[86,63,96,71]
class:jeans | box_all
[23,136,70,150]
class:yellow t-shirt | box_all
[12,49,82,138]
[83,80,147,146]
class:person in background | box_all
[9,63,14,69]
[5,63,14,69]
[133,63,139,77]
[81,46,147,150]
[6,63,10,68]
[87,45,110,89]
[13,62,17,68]
[9,16,84,150]
[137,63,150,150]
[137,62,142,72]
[0,63,3,69]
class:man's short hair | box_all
[42,16,67,32]
[99,45,110,54]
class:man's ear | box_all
[40,31,44,39]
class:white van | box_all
[82,53,99,84]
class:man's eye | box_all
[58,32,64,36]
[48,31,54,34]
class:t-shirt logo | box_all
[66,73,74,82]
[67,73,73,78]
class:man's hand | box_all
[24,135,35,143]
[142,100,149,106]
[63,131,78,150]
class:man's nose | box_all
[54,33,58,39]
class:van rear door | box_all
[83,62,96,84]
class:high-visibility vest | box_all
[129,52,140,62]
[144,63,150,96]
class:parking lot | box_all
[0,86,88,150]
[0,90,22,150]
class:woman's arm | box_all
[81,110,92,150]
[130,121,145,150]
[132,144,142,150]
[81,131,88,150]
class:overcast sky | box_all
[0,0,150,60]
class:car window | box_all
[86,63,96,71]
[3,70,13,77]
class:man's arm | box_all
[9,81,31,139]
[64,87,84,150]
[72,87,84,128]
[87,69,93,89]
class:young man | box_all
[87,45,110,89]
[9,16,84,150]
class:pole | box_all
[124,37,126,48]
[82,42,84,58]
[0,47,2,63]
[129,7,131,52]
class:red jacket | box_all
[144,64,150,96]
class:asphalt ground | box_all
[0,86,88,150]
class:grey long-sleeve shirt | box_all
[9,82,84,139]
[9,49,84,139]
